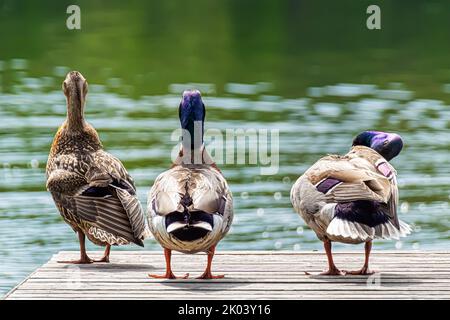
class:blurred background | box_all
[0,0,449,295]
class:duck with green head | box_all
[147,90,233,279]
[291,131,411,275]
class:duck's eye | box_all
[62,81,68,94]
[383,140,389,146]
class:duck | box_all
[46,71,149,264]
[147,90,233,279]
[290,131,411,275]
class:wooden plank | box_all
[53,250,450,255]
[7,291,449,299]
[16,283,450,291]
[4,251,450,300]
[14,272,450,282]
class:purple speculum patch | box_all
[377,162,392,178]
[316,178,341,194]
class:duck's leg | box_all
[148,248,189,279]
[344,241,375,275]
[94,244,111,263]
[58,231,93,264]
[316,239,343,275]
[197,245,224,279]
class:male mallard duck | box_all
[46,71,149,264]
[147,90,233,279]
[290,131,411,275]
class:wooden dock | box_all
[4,251,450,300]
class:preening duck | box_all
[147,90,233,279]
[290,131,411,275]
[46,71,149,264]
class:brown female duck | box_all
[46,71,149,264]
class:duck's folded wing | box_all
[189,168,233,234]
[309,157,406,238]
[324,175,391,204]
[68,192,142,245]
[349,148,401,228]
[89,150,137,191]
[114,185,149,241]
[149,168,229,216]
[148,170,186,216]
[375,160,400,228]
[311,159,392,204]
[189,169,229,216]
[72,151,149,245]
[148,167,232,235]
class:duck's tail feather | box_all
[327,218,411,241]
[373,219,411,240]
[327,218,374,241]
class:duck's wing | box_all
[90,150,137,190]
[304,151,410,240]
[189,167,233,232]
[148,168,188,217]
[346,146,401,228]
[148,166,233,233]
[63,150,148,246]
[306,155,392,204]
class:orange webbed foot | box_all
[148,272,189,279]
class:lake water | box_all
[0,0,449,296]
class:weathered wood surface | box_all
[4,251,450,300]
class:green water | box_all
[0,0,449,296]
